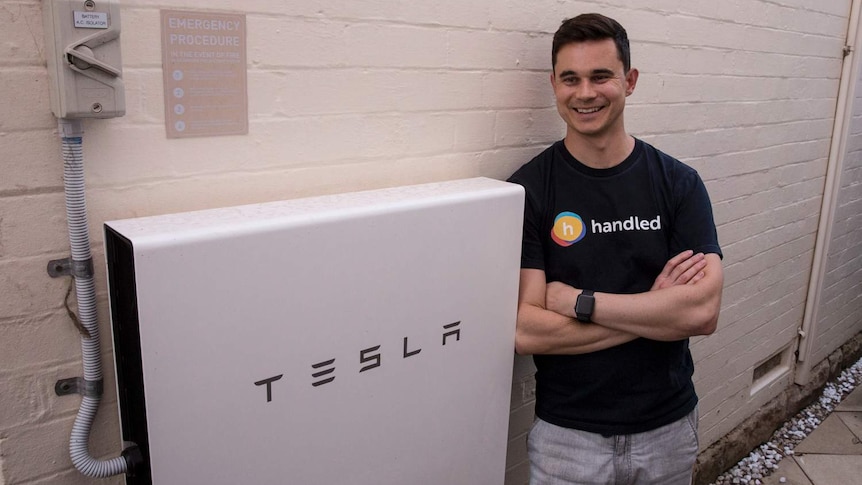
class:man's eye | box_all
[562,77,578,85]
[593,76,610,83]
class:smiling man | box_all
[507,13,724,485]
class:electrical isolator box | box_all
[43,0,125,118]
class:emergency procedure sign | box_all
[161,10,248,138]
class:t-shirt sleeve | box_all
[670,170,723,259]
[507,172,546,271]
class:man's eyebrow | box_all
[557,68,616,78]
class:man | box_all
[507,13,724,485]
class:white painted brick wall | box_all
[2,1,861,484]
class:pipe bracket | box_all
[55,377,103,397]
[47,257,94,279]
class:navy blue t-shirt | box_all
[507,138,722,435]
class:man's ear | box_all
[625,68,639,96]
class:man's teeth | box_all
[575,107,602,114]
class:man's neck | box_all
[563,131,635,169]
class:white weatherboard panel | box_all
[105,177,524,485]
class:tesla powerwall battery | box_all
[104,177,524,485]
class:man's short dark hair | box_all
[552,13,631,73]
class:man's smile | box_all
[574,106,605,114]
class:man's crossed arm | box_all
[514,250,723,355]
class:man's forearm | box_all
[515,303,638,355]
[592,283,721,341]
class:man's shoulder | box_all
[638,138,702,182]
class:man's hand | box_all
[545,250,708,317]
[650,250,707,290]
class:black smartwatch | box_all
[575,289,595,323]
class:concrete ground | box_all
[762,385,862,485]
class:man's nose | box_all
[575,81,596,99]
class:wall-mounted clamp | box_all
[55,377,104,397]
[47,256,95,338]
[47,256,94,279]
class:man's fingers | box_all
[662,250,694,276]
[687,271,706,285]
[651,250,708,290]
[677,257,707,284]
[654,250,693,285]
[667,252,705,284]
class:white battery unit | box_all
[105,177,524,485]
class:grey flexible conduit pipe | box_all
[59,118,129,477]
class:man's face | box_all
[551,39,638,140]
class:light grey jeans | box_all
[527,408,699,485]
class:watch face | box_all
[576,293,594,322]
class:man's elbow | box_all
[692,314,718,336]
[514,319,546,355]
[514,330,535,355]
[683,278,722,336]
[692,257,723,336]
[687,304,720,336]
[514,305,543,355]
